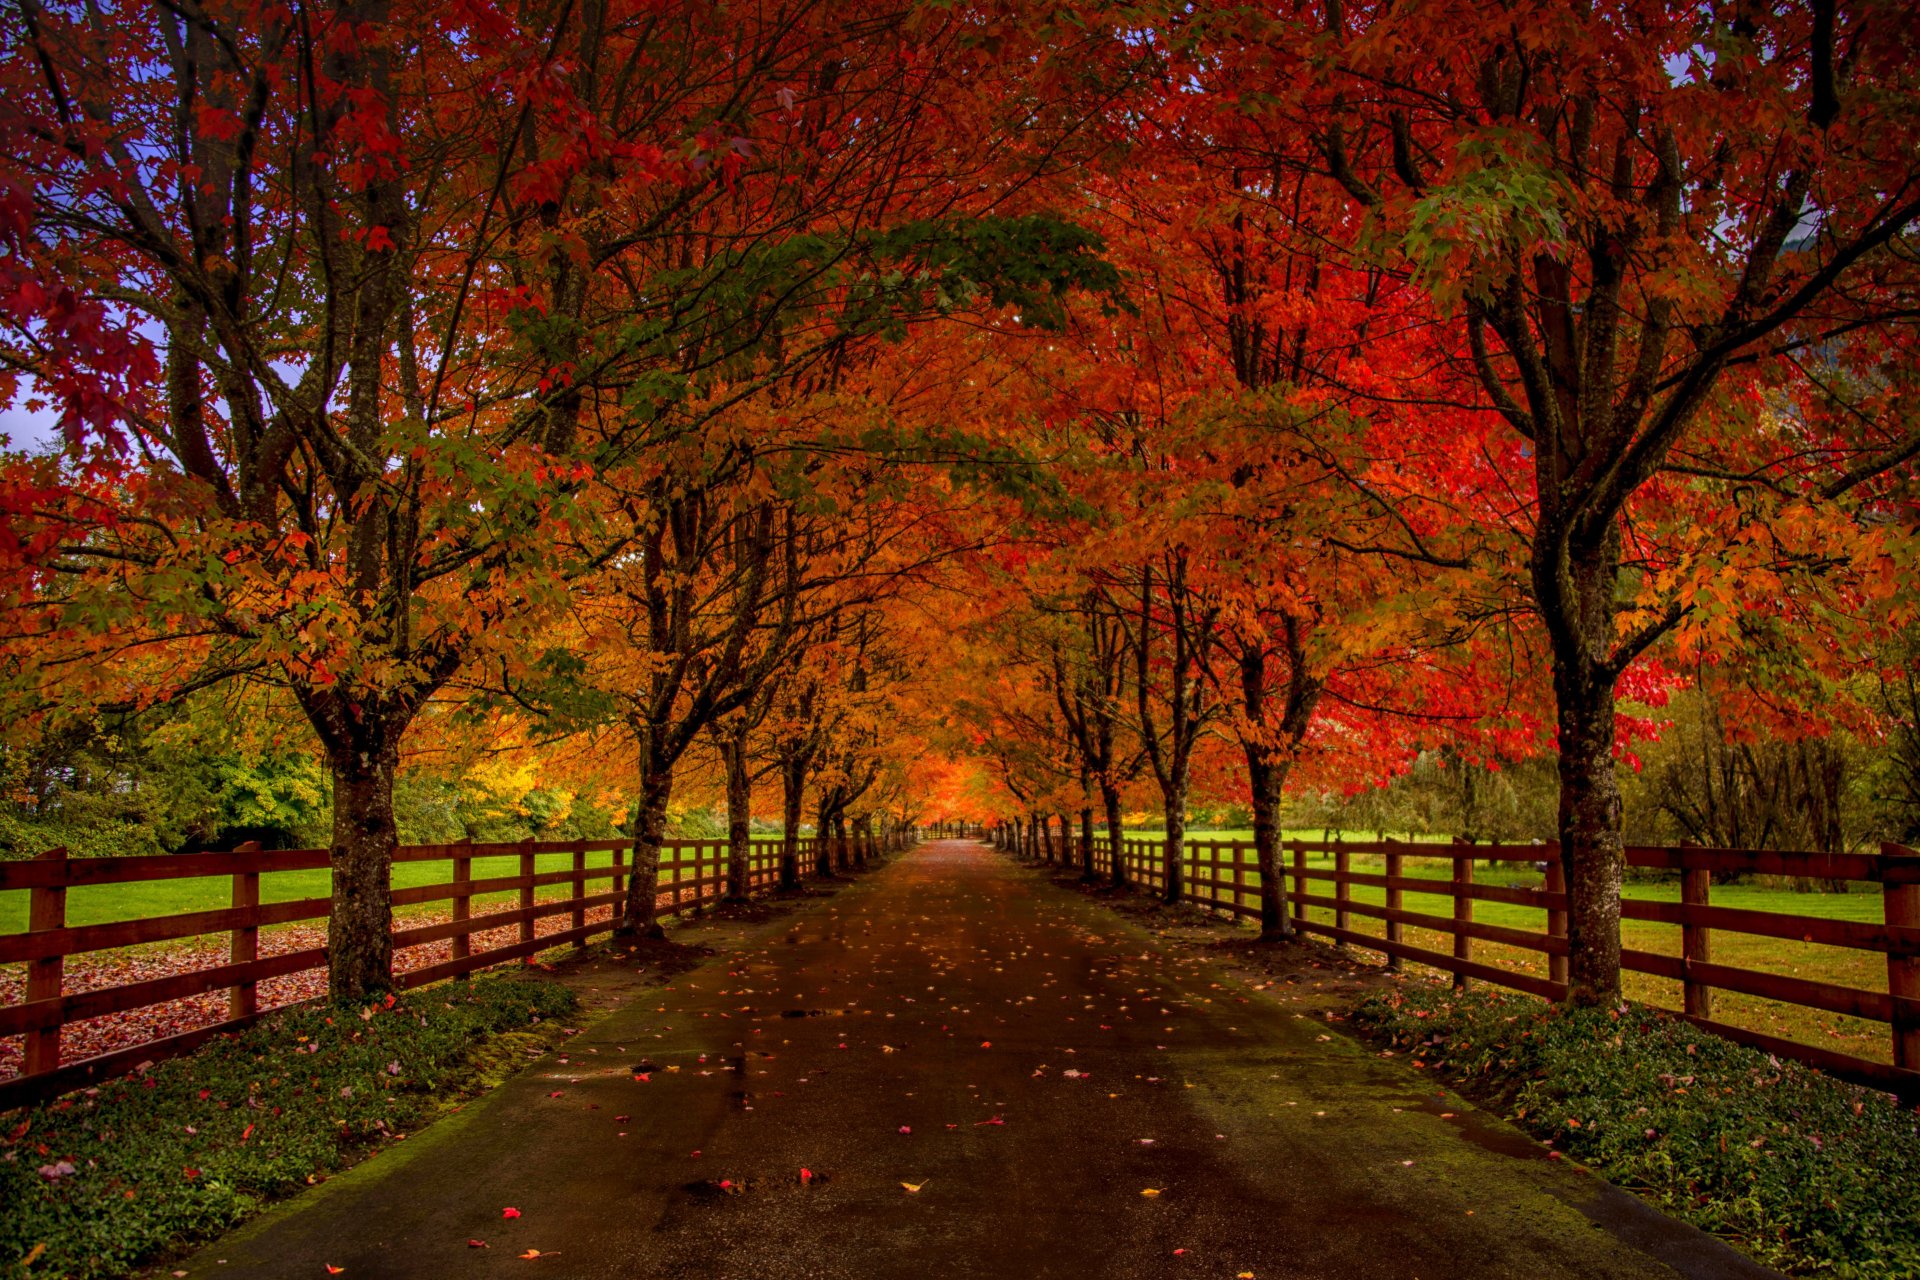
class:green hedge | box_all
[1352,985,1920,1278]
[2,976,576,1279]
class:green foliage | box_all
[0,975,576,1280]
[0,708,330,858]
[1352,985,1920,1278]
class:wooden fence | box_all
[1005,828,1920,1097]
[0,828,910,1109]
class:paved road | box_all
[184,841,1775,1280]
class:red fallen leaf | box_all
[183,1167,200,1179]
[502,1207,522,1219]
[980,1041,992,1049]
[634,1074,650,1083]
[327,1267,344,1275]
[547,1091,564,1098]
[973,1117,1004,1127]
[799,1167,814,1184]
[468,1239,490,1249]
[614,1115,631,1122]
[897,1126,911,1134]
[241,1123,255,1143]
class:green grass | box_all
[1351,984,1920,1278]
[0,837,791,935]
[1094,834,1899,1066]
[0,974,577,1280]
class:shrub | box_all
[1,975,576,1279]
[1352,985,1920,1278]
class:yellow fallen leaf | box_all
[901,1180,926,1193]
[1140,1188,1162,1197]
[22,1245,46,1267]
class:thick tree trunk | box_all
[619,762,673,940]
[1246,748,1292,939]
[779,755,806,891]
[1103,783,1126,889]
[1161,785,1186,905]
[325,742,400,1000]
[1557,665,1624,1004]
[814,798,836,877]
[1080,806,1096,881]
[724,732,752,902]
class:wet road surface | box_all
[183,841,1776,1279]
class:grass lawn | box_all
[0,836,791,936]
[1101,831,1900,1066]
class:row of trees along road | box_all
[3,0,1919,1008]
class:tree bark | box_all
[814,796,837,877]
[619,760,673,940]
[1080,806,1096,881]
[1246,747,1291,938]
[1103,783,1126,889]
[324,740,400,1000]
[833,813,851,871]
[1556,663,1624,1004]
[724,730,752,903]
[779,753,807,892]
[1161,783,1186,905]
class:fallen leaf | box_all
[502,1207,522,1219]
[519,1249,555,1260]
[468,1239,489,1249]
[1140,1188,1162,1197]
[901,1180,926,1193]
[326,1267,344,1275]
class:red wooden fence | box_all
[1002,827,1920,1097]
[1,829,911,1109]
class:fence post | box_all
[1452,855,1474,990]
[229,841,262,1020]
[24,847,68,1076]
[1681,848,1714,1020]
[1883,842,1919,1070]
[1384,844,1403,973]
[571,839,588,946]
[519,841,537,948]
[451,838,473,975]
[1544,846,1568,990]
[1334,844,1351,945]
[610,839,626,911]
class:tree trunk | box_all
[1080,806,1096,881]
[853,814,870,869]
[1161,783,1186,905]
[1246,747,1291,939]
[779,754,806,892]
[619,761,673,940]
[833,814,851,871]
[1104,783,1126,889]
[814,797,836,878]
[724,732,752,903]
[325,741,400,1000]
[1557,665,1624,1004]
[1056,813,1072,869]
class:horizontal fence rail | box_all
[1,827,915,1109]
[997,825,1920,1098]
